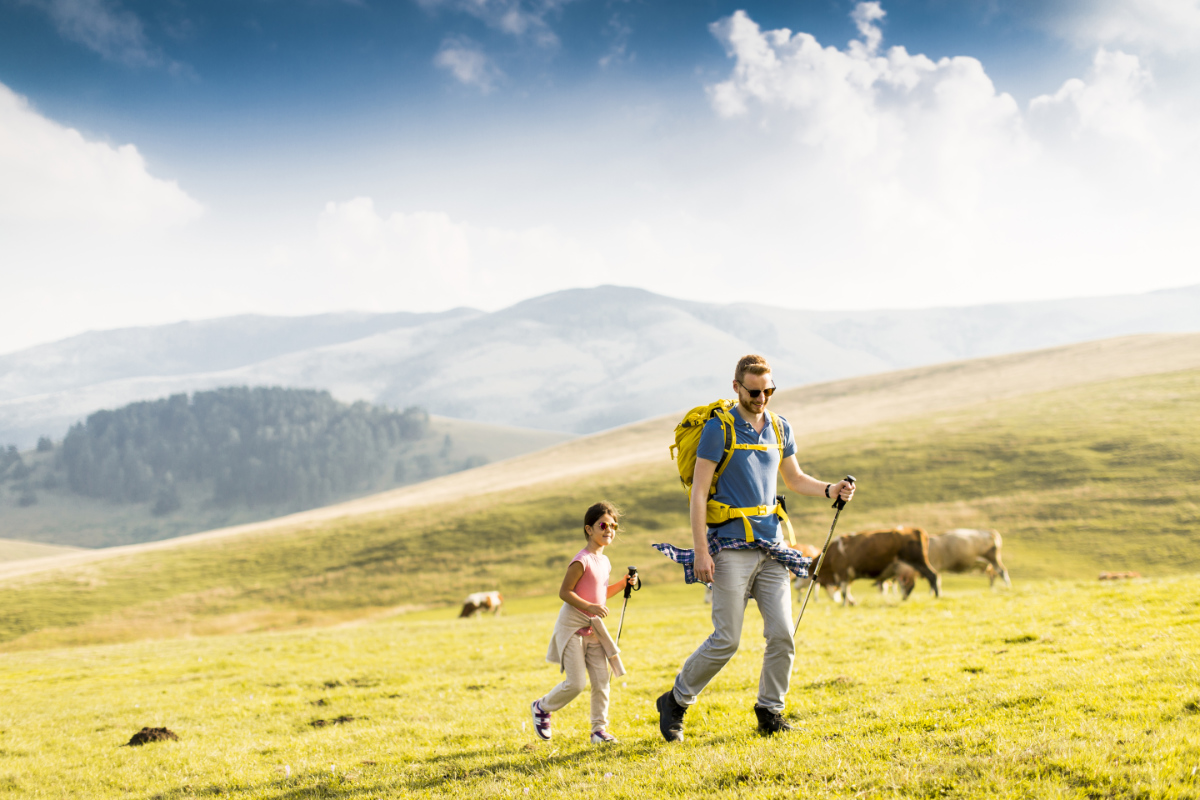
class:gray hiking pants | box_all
[672,548,794,713]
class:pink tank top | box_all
[571,548,611,633]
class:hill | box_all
[1,332,1199,651]
[0,538,79,563]
[2,284,1199,446]
[0,389,572,549]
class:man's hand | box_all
[694,551,715,584]
[832,479,855,504]
[586,603,609,618]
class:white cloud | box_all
[1044,0,1200,55]
[24,0,160,66]
[416,0,574,48]
[851,1,886,55]
[434,37,504,91]
[1029,48,1160,153]
[314,197,606,310]
[599,12,634,68]
[0,81,203,228]
[689,2,1200,305]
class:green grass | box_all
[1,576,1198,798]
[2,368,1200,650]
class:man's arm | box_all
[691,457,717,584]
[779,455,855,503]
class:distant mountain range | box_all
[2,284,1199,447]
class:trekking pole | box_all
[793,476,855,637]
[615,566,640,646]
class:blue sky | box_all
[2,0,1199,353]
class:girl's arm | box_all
[605,575,634,599]
[559,561,608,617]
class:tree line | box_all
[56,387,430,513]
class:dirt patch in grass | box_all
[806,676,856,690]
[309,716,355,728]
[123,727,179,746]
[1003,634,1039,644]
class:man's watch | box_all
[825,483,832,498]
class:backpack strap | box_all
[707,499,795,545]
[709,403,737,496]
[768,411,795,545]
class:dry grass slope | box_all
[1,333,1199,652]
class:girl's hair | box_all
[583,501,622,539]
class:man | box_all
[656,354,855,741]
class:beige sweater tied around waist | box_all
[545,603,626,677]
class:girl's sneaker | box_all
[530,700,551,740]
[589,729,619,744]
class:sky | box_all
[2,0,1199,354]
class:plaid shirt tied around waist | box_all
[652,532,815,586]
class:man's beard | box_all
[738,395,766,416]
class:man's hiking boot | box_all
[530,700,551,740]
[656,690,687,743]
[754,705,794,735]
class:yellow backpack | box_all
[669,400,795,545]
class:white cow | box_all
[881,528,1010,594]
[459,591,503,617]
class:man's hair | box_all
[584,501,622,538]
[735,354,772,384]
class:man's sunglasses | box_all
[738,383,776,399]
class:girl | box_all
[531,501,638,744]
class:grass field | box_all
[3,342,1200,798]
[1,576,1197,799]
[2,367,1199,651]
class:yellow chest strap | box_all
[705,499,796,546]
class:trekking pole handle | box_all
[624,566,640,599]
[832,475,856,511]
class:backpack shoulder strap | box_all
[709,402,737,496]
[769,411,785,461]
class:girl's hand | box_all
[586,603,609,618]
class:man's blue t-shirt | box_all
[696,408,796,543]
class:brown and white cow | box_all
[882,528,1010,595]
[816,526,941,606]
[459,590,503,617]
[785,542,834,602]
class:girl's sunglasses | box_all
[738,383,776,399]
[597,521,619,533]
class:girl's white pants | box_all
[539,631,610,731]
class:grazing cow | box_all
[787,542,838,602]
[1098,571,1141,580]
[933,528,1010,588]
[882,528,1011,595]
[459,590,503,618]
[816,526,940,606]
